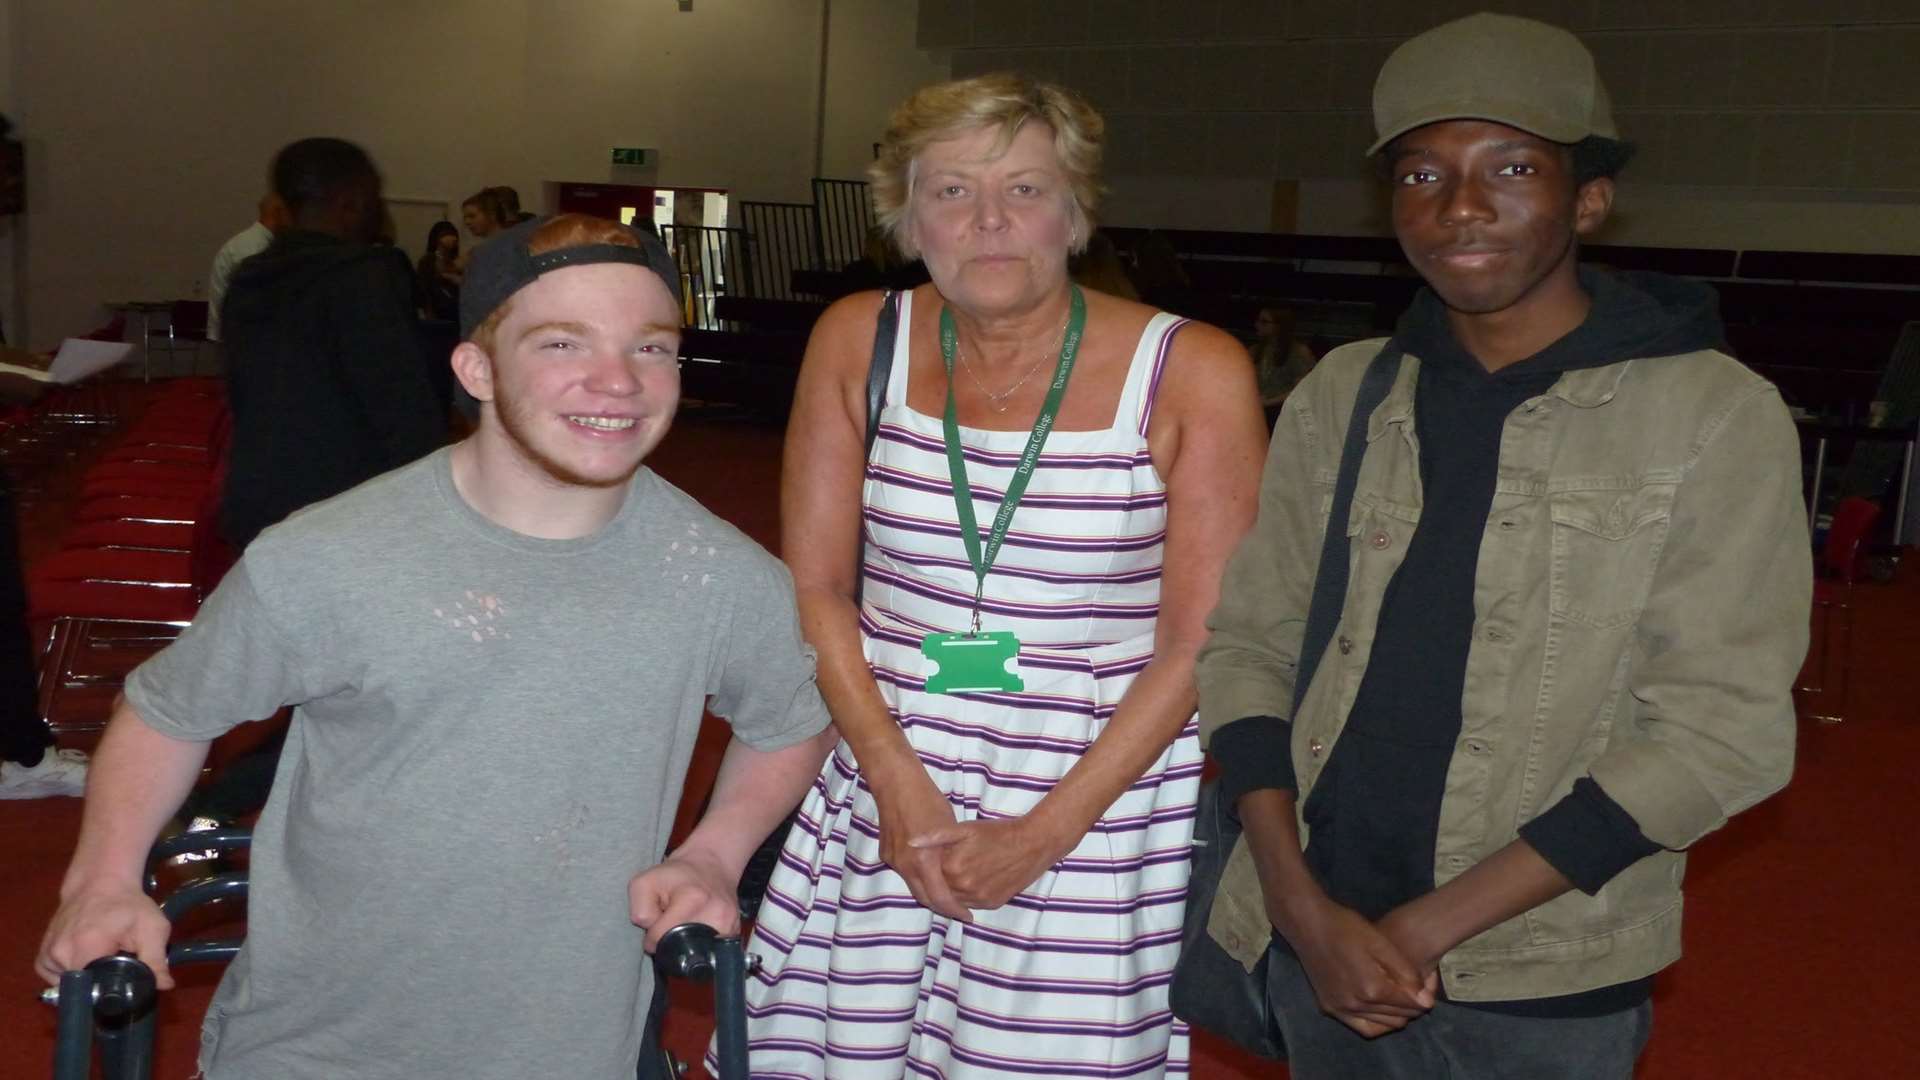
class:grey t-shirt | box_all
[126,447,829,1080]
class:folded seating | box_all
[30,379,231,734]
[32,548,193,586]
[71,495,200,524]
[55,518,195,552]
[80,475,212,503]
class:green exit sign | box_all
[611,147,654,167]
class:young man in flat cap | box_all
[1195,13,1810,1076]
[38,214,836,1079]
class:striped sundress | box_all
[726,293,1203,1079]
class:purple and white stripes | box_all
[719,297,1199,1079]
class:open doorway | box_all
[554,182,734,328]
[554,182,728,229]
[648,188,731,233]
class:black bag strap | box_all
[865,290,901,454]
[1289,344,1404,717]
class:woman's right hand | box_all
[870,762,972,922]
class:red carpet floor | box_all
[2,409,1915,1077]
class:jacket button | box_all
[1484,625,1511,643]
[1308,738,1324,757]
[1369,530,1391,550]
[1498,519,1518,531]
[1338,636,1353,655]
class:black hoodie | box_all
[221,231,448,547]
[1280,269,1723,1015]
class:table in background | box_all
[102,300,178,381]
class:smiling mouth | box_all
[1432,249,1509,266]
[567,415,637,431]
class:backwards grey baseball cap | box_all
[1369,12,1618,156]
[459,215,682,341]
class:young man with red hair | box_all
[38,214,835,1079]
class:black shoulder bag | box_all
[1167,343,1403,1059]
[865,289,901,452]
[733,291,902,918]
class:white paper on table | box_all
[45,338,136,383]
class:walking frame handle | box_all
[46,953,158,1080]
[653,922,762,1080]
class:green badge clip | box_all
[921,631,1024,694]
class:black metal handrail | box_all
[735,200,820,300]
[811,178,873,273]
[659,224,748,331]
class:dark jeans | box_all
[1266,945,1652,1080]
[0,472,52,767]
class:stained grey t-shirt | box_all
[126,447,830,1080]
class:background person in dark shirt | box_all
[220,136,448,549]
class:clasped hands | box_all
[1282,893,1448,1039]
[874,770,1071,922]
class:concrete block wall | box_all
[915,0,1920,245]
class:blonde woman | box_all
[717,75,1265,1077]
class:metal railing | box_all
[691,180,872,303]
[734,201,820,300]
[658,224,748,331]
[811,178,873,273]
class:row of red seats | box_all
[25,378,236,735]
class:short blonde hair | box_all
[870,73,1105,260]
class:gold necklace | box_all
[955,316,1070,413]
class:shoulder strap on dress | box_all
[1118,312,1189,438]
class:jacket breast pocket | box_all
[1548,485,1674,630]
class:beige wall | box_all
[923,0,1920,254]
[2,0,946,349]
[822,0,953,183]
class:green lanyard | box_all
[939,285,1087,634]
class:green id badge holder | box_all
[921,631,1024,694]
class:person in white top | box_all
[207,194,288,342]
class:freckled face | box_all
[471,263,683,488]
[1388,119,1610,318]
[907,121,1078,318]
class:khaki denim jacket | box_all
[1195,339,1811,1002]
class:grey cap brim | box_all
[1367,99,1601,156]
